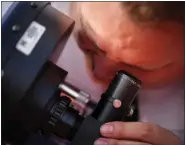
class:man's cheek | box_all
[83,53,173,87]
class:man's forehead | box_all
[80,2,125,40]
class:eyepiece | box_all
[106,71,141,101]
[92,71,141,123]
[116,70,141,88]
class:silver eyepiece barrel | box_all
[59,82,90,107]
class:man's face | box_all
[69,2,184,88]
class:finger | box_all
[100,122,182,145]
[94,138,152,145]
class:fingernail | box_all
[100,123,114,134]
[94,139,108,145]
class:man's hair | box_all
[122,2,184,24]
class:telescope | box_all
[2,2,141,145]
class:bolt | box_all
[127,106,134,117]
[30,2,37,8]
[12,25,20,32]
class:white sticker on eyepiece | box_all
[16,21,46,56]
[113,99,122,108]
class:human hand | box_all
[94,122,182,145]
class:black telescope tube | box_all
[92,71,141,123]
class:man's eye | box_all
[76,30,107,57]
[76,31,98,53]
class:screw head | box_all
[37,130,43,135]
[1,70,4,77]
[12,25,20,32]
[4,141,11,145]
[30,2,37,8]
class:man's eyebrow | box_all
[80,16,106,54]
[80,16,97,39]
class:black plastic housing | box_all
[2,2,74,144]
[92,70,141,123]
